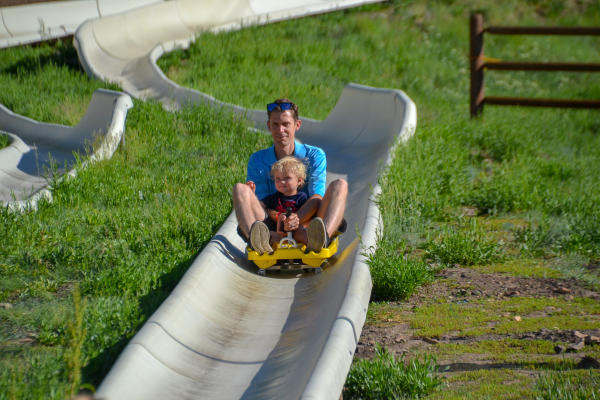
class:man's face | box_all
[267,110,301,148]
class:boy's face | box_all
[274,170,302,197]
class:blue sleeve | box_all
[308,148,326,197]
[247,153,272,201]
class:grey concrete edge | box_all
[301,88,418,399]
[0,89,133,212]
[0,0,165,49]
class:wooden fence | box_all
[469,12,600,117]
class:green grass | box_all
[345,344,441,400]
[0,133,10,150]
[1,0,600,397]
[428,369,535,400]
[0,92,268,396]
[534,370,600,400]
[424,218,504,266]
[369,239,436,301]
[410,297,600,338]
[470,258,563,279]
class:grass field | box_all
[1,0,600,398]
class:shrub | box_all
[345,344,441,400]
[369,240,435,302]
[425,219,503,266]
[534,370,600,400]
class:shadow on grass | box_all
[81,249,200,387]
[3,40,82,76]
[438,358,591,373]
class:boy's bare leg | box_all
[317,179,348,238]
[293,227,308,245]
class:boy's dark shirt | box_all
[262,191,308,214]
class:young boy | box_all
[258,156,309,246]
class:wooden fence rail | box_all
[469,12,600,117]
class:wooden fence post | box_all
[470,12,485,117]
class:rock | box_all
[554,287,571,294]
[394,336,406,343]
[0,303,13,309]
[585,335,600,345]
[566,341,585,353]
[554,344,566,354]
[576,356,600,369]
[461,207,478,217]
[422,337,440,344]
[514,316,522,322]
[574,331,588,340]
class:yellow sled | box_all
[248,233,339,275]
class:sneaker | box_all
[250,221,273,255]
[306,217,327,253]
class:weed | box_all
[425,219,503,266]
[1,0,600,397]
[410,297,600,338]
[534,370,600,400]
[369,240,435,302]
[0,132,10,150]
[345,344,441,400]
[63,284,86,398]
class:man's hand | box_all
[246,181,256,192]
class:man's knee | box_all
[233,182,252,201]
[328,178,348,198]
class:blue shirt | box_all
[247,141,326,201]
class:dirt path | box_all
[356,266,600,398]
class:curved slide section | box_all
[73,0,383,98]
[0,89,133,210]
[71,1,414,398]
[95,84,417,399]
[0,0,165,48]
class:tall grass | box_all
[1,0,599,397]
[0,133,10,149]
[0,94,269,397]
[345,345,441,399]
[534,370,600,400]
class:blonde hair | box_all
[271,156,306,188]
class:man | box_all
[233,98,347,254]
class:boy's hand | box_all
[246,181,256,192]
[283,213,299,231]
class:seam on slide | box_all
[142,321,267,365]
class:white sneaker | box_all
[250,221,273,255]
[306,217,327,253]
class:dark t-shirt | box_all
[261,191,308,214]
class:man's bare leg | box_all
[232,183,273,254]
[317,179,348,238]
[305,179,348,252]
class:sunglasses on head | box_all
[267,102,295,112]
